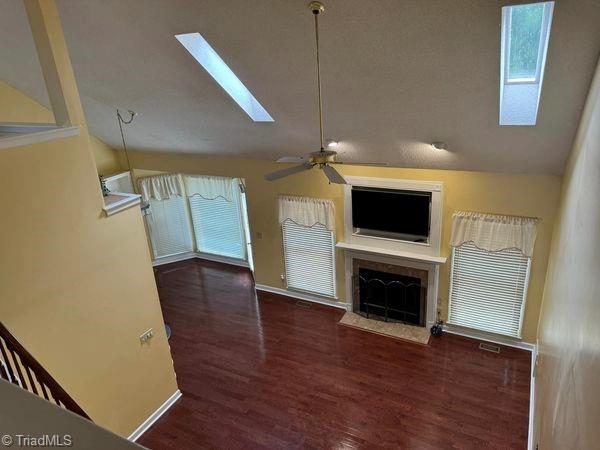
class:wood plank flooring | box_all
[139,259,530,449]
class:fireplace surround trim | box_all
[342,248,441,329]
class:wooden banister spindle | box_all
[8,348,27,389]
[24,366,39,395]
[39,382,50,401]
[0,339,18,385]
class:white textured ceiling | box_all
[1,0,599,174]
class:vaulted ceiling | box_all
[1,0,599,174]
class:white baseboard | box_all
[443,324,535,351]
[152,252,249,269]
[255,284,347,310]
[152,252,196,267]
[528,343,538,450]
[128,390,182,442]
[195,252,250,269]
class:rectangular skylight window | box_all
[499,2,554,125]
[176,33,274,122]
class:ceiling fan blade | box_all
[277,156,308,163]
[322,165,347,184]
[264,164,313,181]
[332,161,389,167]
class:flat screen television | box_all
[351,187,431,242]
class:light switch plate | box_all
[139,328,155,344]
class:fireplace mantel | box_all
[336,241,447,265]
[338,241,444,328]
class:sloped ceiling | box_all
[1,0,599,174]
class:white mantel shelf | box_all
[336,241,447,265]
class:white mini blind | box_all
[147,197,194,258]
[282,220,336,298]
[449,243,531,338]
[188,188,246,259]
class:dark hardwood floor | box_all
[139,259,530,449]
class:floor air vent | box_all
[296,300,312,309]
[479,342,501,353]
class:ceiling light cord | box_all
[313,8,325,152]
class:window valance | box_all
[138,174,185,202]
[450,211,539,257]
[278,195,335,231]
[184,175,235,201]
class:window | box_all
[147,197,194,258]
[282,221,336,298]
[143,175,251,263]
[506,3,547,82]
[188,184,246,260]
[500,2,554,125]
[449,243,531,338]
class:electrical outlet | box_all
[256,231,263,240]
[139,328,155,344]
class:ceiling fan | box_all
[265,1,387,185]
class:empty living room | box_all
[1,0,599,449]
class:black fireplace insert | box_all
[356,268,426,326]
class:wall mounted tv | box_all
[351,187,431,242]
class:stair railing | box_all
[0,322,90,420]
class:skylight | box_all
[175,33,274,122]
[499,2,554,125]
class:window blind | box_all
[147,197,194,258]
[282,220,336,298]
[188,187,246,259]
[449,243,531,338]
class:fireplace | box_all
[352,259,428,327]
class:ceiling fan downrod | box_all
[264,1,387,184]
[311,1,326,153]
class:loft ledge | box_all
[0,123,80,150]
[103,192,141,216]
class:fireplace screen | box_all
[355,268,426,326]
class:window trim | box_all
[281,220,338,300]
[502,2,554,86]
[448,245,532,339]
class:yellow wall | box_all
[0,0,177,437]
[0,80,124,175]
[534,60,600,448]
[129,150,561,343]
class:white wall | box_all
[534,57,600,449]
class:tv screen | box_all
[351,187,431,239]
